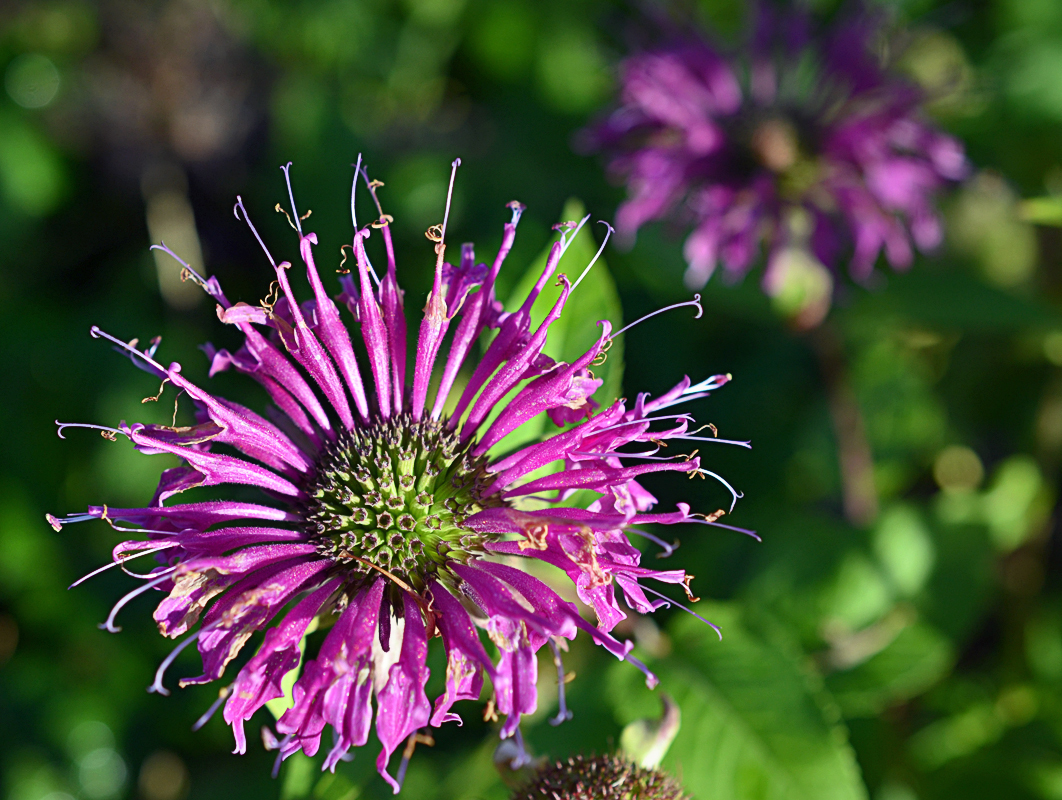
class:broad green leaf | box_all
[281,754,360,800]
[611,606,868,800]
[825,620,954,717]
[280,753,316,800]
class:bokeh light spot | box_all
[5,54,60,109]
[933,445,984,492]
[78,748,126,800]
[138,751,190,800]
[1043,331,1062,365]
[873,505,936,597]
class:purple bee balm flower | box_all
[583,6,967,302]
[50,159,751,792]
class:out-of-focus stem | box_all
[812,325,879,527]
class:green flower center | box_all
[302,416,501,589]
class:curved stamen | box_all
[548,638,573,726]
[675,434,752,449]
[638,584,721,639]
[438,158,461,252]
[350,153,364,231]
[90,326,168,375]
[557,214,591,259]
[99,570,175,633]
[103,523,183,537]
[569,220,614,293]
[147,620,219,696]
[55,421,128,441]
[592,414,696,438]
[280,162,303,235]
[686,516,761,541]
[569,448,676,462]
[625,527,679,558]
[233,196,278,268]
[192,684,233,731]
[150,241,192,270]
[150,243,229,307]
[683,374,731,395]
[359,161,387,218]
[45,512,95,530]
[611,295,703,339]
[697,469,743,512]
[68,543,178,589]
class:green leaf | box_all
[825,620,955,717]
[280,753,316,800]
[494,197,624,456]
[280,754,360,800]
[611,606,868,800]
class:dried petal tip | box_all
[511,753,689,800]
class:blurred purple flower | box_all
[583,6,967,303]
[50,162,750,791]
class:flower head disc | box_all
[51,161,748,792]
[304,416,502,588]
[512,753,689,800]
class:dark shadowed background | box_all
[2,1,1062,799]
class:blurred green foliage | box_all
[2,0,1062,799]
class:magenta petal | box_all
[374,592,431,792]
[129,428,303,498]
[181,557,330,687]
[223,578,340,753]
[298,233,371,420]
